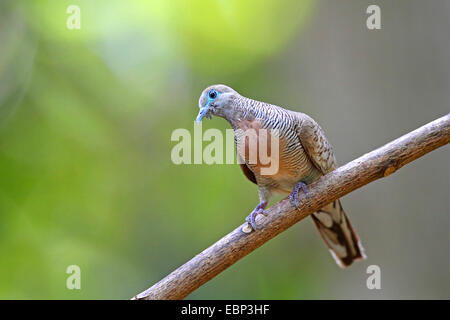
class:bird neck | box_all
[223,96,267,128]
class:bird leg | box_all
[245,201,268,231]
[289,181,308,209]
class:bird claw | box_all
[289,181,308,209]
[245,202,268,231]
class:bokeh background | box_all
[0,0,449,299]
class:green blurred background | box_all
[0,0,449,299]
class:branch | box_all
[133,114,450,300]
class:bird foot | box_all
[245,201,268,231]
[289,181,308,209]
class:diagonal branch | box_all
[133,114,450,300]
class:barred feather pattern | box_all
[227,94,366,267]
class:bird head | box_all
[196,84,237,122]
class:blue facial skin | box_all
[196,89,221,123]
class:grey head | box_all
[196,84,239,122]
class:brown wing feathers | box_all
[240,163,257,184]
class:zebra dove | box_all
[196,84,366,267]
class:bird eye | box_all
[208,90,217,99]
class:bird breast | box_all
[233,115,321,193]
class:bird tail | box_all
[311,199,366,268]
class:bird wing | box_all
[294,112,337,174]
[293,112,365,267]
[237,153,257,184]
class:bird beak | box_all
[196,103,210,123]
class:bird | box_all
[196,84,366,268]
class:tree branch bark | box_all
[133,114,450,300]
